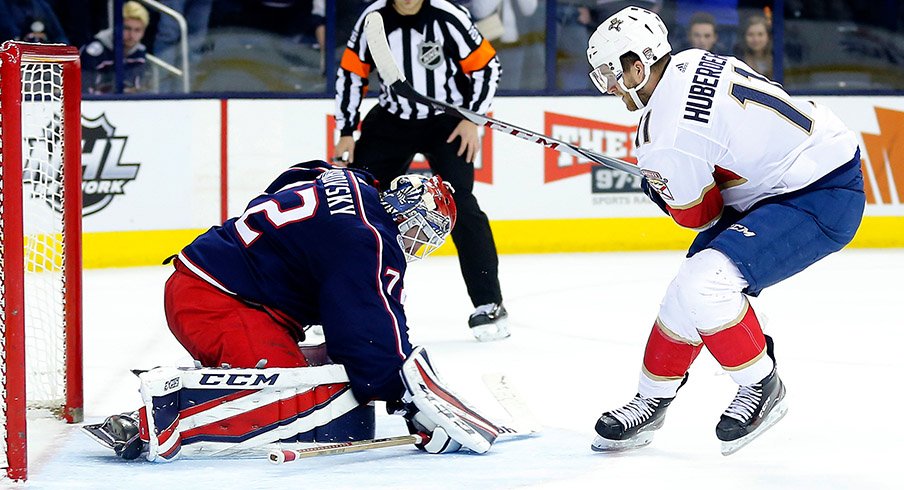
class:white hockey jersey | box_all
[636,49,859,230]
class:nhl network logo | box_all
[23,112,65,213]
[81,114,140,216]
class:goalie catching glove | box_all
[394,347,502,454]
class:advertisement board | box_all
[78,95,904,267]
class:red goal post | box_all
[0,41,83,482]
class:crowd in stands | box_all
[0,0,325,94]
[0,1,898,94]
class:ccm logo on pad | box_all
[199,373,280,386]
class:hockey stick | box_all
[268,374,536,463]
[362,11,642,177]
[268,434,426,464]
[482,373,541,434]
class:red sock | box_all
[642,320,703,380]
[699,302,766,370]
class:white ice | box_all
[22,249,904,489]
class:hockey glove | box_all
[387,399,461,453]
[398,347,500,454]
[641,177,670,216]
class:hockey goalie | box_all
[83,161,502,460]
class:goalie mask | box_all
[587,6,670,109]
[381,174,457,262]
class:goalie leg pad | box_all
[137,364,373,461]
[401,347,500,454]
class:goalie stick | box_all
[268,434,426,464]
[268,407,535,464]
[482,373,541,434]
[268,372,539,464]
[361,11,642,178]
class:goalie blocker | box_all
[397,347,501,454]
[84,347,502,460]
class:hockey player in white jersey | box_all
[586,7,865,455]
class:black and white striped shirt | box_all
[335,0,502,136]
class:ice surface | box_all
[23,249,904,489]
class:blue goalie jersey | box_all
[177,161,412,401]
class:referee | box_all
[333,0,508,342]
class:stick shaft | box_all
[268,434,423,464]
[362,11,642,177]
[396,82,642,177]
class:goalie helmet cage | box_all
[0,41,83,481]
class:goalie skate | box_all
[82,412,145,460]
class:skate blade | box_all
[471,320,511,342]
[591,432,654,452]
[81,423,117,450]
[720,397,789,456]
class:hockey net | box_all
[0,41,83,481]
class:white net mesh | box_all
[20,61,68,411]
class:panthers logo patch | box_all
[641,169,674,200]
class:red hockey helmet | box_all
[381,174,457,262]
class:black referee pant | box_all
[352,105,503,308]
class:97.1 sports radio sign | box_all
[542,111,644,196]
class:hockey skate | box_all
[716,335,788,455]
[716,368,787,455]
[82,412,146,460]
[592,374,687,452]
[591,393,676,452]
[469,303,510,342]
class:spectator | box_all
[497,0,540,89]
[736,14,773,78]
[153,0,214,92]
[553,1,601,90]
[686,11,720,52]
[673,0,738,28]
[310,0,325,73]
[80,1,150,94]
[464,0,504,41]
[285,0,328,74]
[464,0,539,89]
[48,0,108,49]
[555,1,662,90]
[0,0,69,44]
[498,0,539,44]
